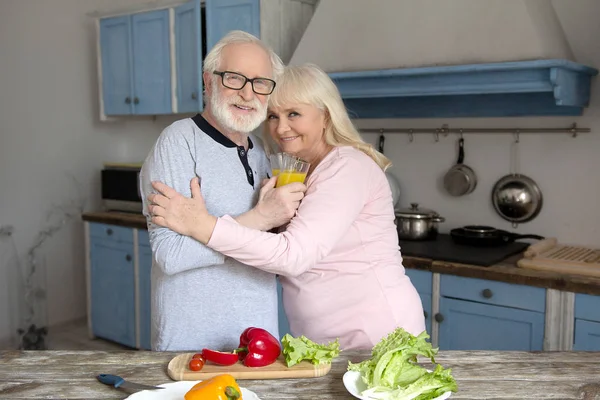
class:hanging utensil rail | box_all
[360,123,589,142]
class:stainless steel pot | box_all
[395,203,445,241]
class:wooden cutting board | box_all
[517,238,600,277]
[167,354,332,381]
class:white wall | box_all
[0,0,179,347]
[290,0,600,247]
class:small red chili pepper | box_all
[201,348,239,366]
[236,327,281,367]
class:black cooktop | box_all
[399,234,529,267]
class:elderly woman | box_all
[148,63,425,350]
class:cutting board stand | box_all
[167,354,332,381]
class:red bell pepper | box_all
[201,348,239,366]
[236,327,281,367]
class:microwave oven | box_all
[101,163,143,213]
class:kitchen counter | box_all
[83,211,147,230]
[82,211,600,295]
[1,350,600,399]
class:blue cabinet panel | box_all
[575,293,600,322]
[131,10,172,114]
[421,292,432,336]
[89,223,134,243]
[99,16,133,115]
[573,319,600,351]
[405,269,432,294]
[205,0,260,50]
[138,244,153,350]
[138,229,150,247]
[404,269,432,335]
[441,275,546,313]
[438,297,544,351]
[175,0,203,113]
[90,238,136,348]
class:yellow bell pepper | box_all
[184,374,242,400]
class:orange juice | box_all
[276,171,307,187]
[272,169,280,177]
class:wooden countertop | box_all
[82,211,600,295]
[1,350,600,399]
[82,211,147,229]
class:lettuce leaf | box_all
[281,334,340,367]
[348,328,458,399]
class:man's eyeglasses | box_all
[213,71,276,95]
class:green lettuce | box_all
[348,328,457,400]
[281,334,340,367]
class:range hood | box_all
[290,0,598,119]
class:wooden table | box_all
[2,350,600,399]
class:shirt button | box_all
[239,149,246,156]
[248,170,253,176]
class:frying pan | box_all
[443,138,477,196]
[450,225,544,247]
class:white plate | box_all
[343,370,451,400]
[124,380,261,400]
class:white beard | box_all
[210,80,267,134]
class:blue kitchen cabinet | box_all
[205,0,260,50]
[175,0,204,113]
[89,223,136,348]
[138,230,152,350]
[437,275,546,351]
[404,269,432,335]
[573,293,600,350]
[99,9,171,116]
[99,16,133,116]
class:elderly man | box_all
[140,31,304,351]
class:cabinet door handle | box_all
[434,313,444,323]
[481,289,493,299]
[125,97,131,104]
[106,228,113,236]
[134,97,139,104]
[125,255,132,262]
[423,311,429,319]
[191,92,197,100]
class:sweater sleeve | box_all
[140,126,225,275]
[207,154,371,277]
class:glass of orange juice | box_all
[276,156,310,188]
[269,153,282,177]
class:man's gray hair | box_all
[203,30,284,79]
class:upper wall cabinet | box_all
[206,0,260,50]
[99,10,172,116]
[95,0,317,119]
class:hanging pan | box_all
[443,137,477,196]
[491,136,543,227]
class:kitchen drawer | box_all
[575,293,600,322]
[138,229,150,247]
[89,222,134,243]
[405,269,432,295]
[573,319,600,351]
[440,275,545,313]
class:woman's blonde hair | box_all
[264,63,391,170]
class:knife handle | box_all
[97,374,125,388]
